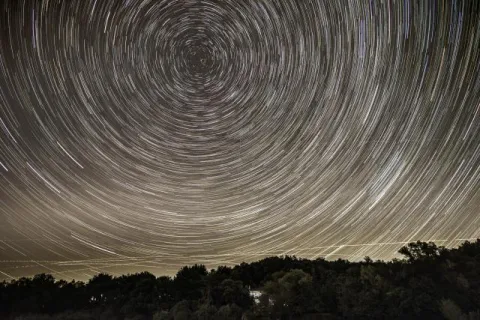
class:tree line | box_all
[1,239,480,319]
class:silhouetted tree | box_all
[398,241,443,262]
[207,278,253,309]
[173,264,208,302]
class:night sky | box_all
[0,0,479,280]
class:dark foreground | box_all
[1,240,480,320]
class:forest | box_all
[1,240,479,320]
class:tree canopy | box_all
[1,239,479,319]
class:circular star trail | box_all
[0,0,479,279]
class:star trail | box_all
[0,0,479,280]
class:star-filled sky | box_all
[0,0,479,280]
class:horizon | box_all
[1,238,479,282]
